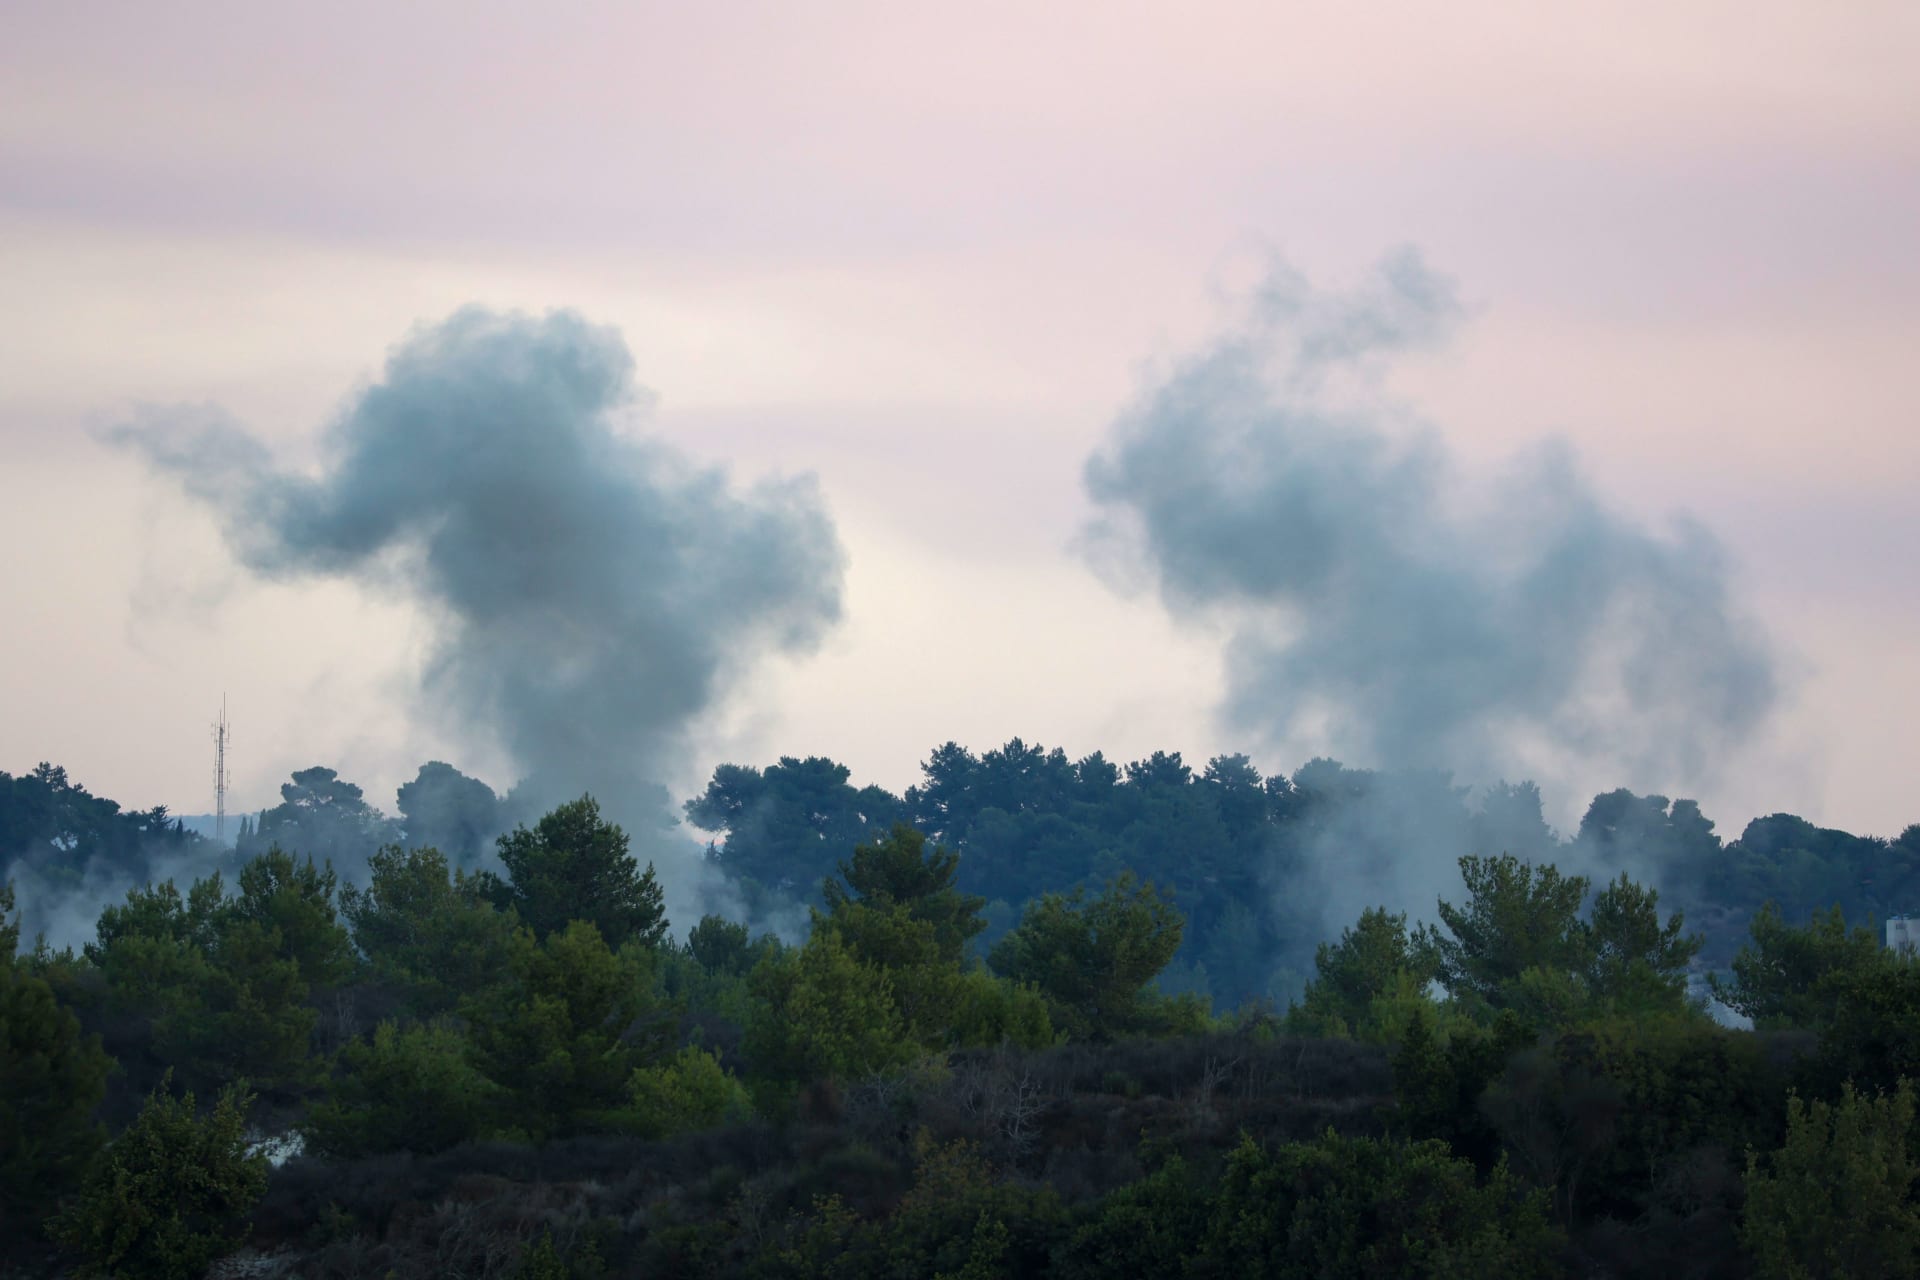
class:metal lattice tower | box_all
[213,697,231,842]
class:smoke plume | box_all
[112,307,845,908]
[1084,251,1778,800]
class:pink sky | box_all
[2,1,1915,838]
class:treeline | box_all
[0,764,206,898]
[10,744,1917,1004]
[3,753,1919,1278]
[687,741,1920,998]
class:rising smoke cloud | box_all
[1084,250,1779,801]
[111,307,845,910]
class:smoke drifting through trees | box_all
[1082,251,1780,942]
[111,307,846,913]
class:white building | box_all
[1887,916,1920,956]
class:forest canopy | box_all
[2,746,1916,1278]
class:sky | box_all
[3,1,1916,843]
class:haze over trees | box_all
[2,748,1916,1277]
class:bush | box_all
[52,1074,268,1279]
[628,1046,752,1139]
[1191,1131,1560,1279]
[302,1020,499,1157]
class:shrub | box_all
[52,1074,268,1280]
[628,1046,752,1139]
[302,1020,499,1157]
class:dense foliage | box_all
[1,750,1915,1277]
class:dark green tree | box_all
[488,796,669,950]
[462,920,673,1139]
[160,915,317,1095]
[1583,872,1700,1014]
[1709,903,1885,1029]
[1287,906,1430,1039]
[230,847,353,989]
[743,929,917,1110]
[0,765,202,899]
[302,1021,498,1157]
[87,870,318,1097]
[1417,854,1590,1011]
[339,844,517,1015]
[822,824,987,966]
[1482,1016,1784,1242]
[52,1076,268,1280]
[686,757,905,896]
[1743,1082,1920,1280]
[684,914,754,975]
[1057,1155,1210,1279]
[1,942,111,1247]
[989,872,1191,1039]
[764,1137,1065,1279]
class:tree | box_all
[1478,1016,1783,1244]
[339,844,517,1015]
[1801,951,1920,1096]
[1583,872,1700,1014]
[240,765,396,867]
[684,914,753,975]
[906,741,983,839]
[1,881,17,959]
[1418,854,1589,1012]
[1201,753,1269,840]
[463,920,672,1139]
[302,1021,498,1157]
[0,765,202,901]
[1576,790,1722,904]
[1287,907,1429,1039]
[822,824,987,967]
[1,954,111,1245]
[1478,1040,1625,1228]
[160,915,318,1095]
[1392,1005,1535,1167]
[88,877,225,978]
[230,848,353,989]
[988,872,1188,1039]
[488,796,669,950]
[1476,781,1559,864]
[87,871,318,1097]
[1709,903,1885,1029]
[816,902,963,1045]
[686,757,905,896]
[1743,1082,1920,1280]
[395,761,501,868]
[52,1076,268,1280]
[1058,1156,1210,1279]
[743,929,917,1109]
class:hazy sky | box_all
[4,1,1915,840]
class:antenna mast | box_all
[213,697,231,842]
